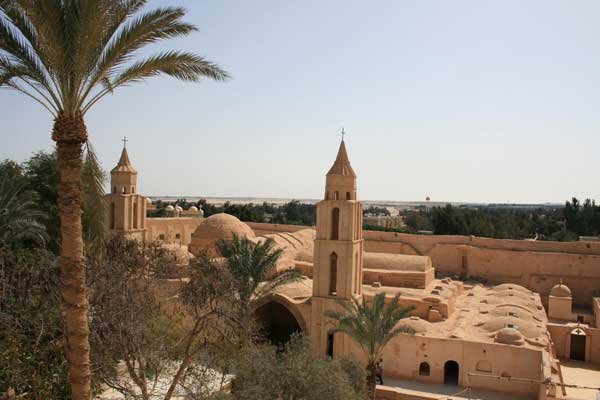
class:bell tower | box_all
[105,138,147,240]
[311,138,364,357]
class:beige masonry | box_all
[106,141,600,400]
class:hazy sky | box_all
[2,0,600,203]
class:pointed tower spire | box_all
[324,134,357,201]
[111,141,136,174]
[327,139,356,177]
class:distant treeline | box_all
[152,197,600,242]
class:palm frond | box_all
[0,169,47,246]
[81,142,107,257]
[325,292,415,362]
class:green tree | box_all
[0,247,68,399]
[23,151,60,252]
[325,293,414,400]
[90,236,236,400]
[227,336,364,400]
[0,170,47,247]
[215,235,301,337]
[0,2,228,397]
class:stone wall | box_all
[245,222,600,307]
[146,217,204,244]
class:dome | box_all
[165,205,175,211]
[188,213,255,255]
[550,283,571,298]
[482,316,543,339]
[146,198,152,204]
[396,316,430,334]
[494,327,524,345]
[189,205,198,211]
[175,205,183,212]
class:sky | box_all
[1,0,600,203]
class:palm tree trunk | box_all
[52,113,92,400]
[366,361,377,400]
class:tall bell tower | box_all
[311,138,364,357]
[105,139,147,241]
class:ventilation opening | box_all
[331,208,340,240]
[419,362,430,376]
[326,332,334,358]
[329,253,338,296]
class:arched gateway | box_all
[253,296,306,346]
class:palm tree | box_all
[0,2,228,398]
[216,235,301,335]
[325,292,415,400]
[0,170,47,246]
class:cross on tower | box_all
[122,136,128,148]
[341,128,346,141]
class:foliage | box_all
[81,144,107,256]
[225,336,364,400]
[0,0,229,118]
[0,247,69,399]
[89,235,236,400]
[215,235,301,336]
[22,152,60,252]
[0,169,47,247]
[363,206,390,217]
[326,293,414,399]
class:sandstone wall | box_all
[146,217,204,244]
[244,223,600,307]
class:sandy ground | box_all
[559,360,600,400]
[383,377,529,400]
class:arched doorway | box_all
[254,301,302,347]
[444,360,459,385]
[570,328,586,361]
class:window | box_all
[346,192,351,200]
[329,253,338,296]
[113,186,116,194]
[577,315,584,323]
[334,191,339,200]
[110,203,115,229]
[175,233,181,240]
[326,333,334,358]
[419,362,430,376]
[132,186,135,193]
[133,203,138,229]
[158,234,165,241]
[331,208,340,240]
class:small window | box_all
[175,233,181,240]
[113,186,117,194]
[329,253,338,296]
[158,234,165,241]
[334,191,339,200]
[577,315,584,323]
[326,333,334,358]
[419,362,430,376]
[346,192,351,200]
[132,186,135,193]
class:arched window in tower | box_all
[346,192,351,200]
[334,191,339,200]
[110,203,115,229]
[133,202,138,229]
[331,208,340,240]
[329,252,338,296]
